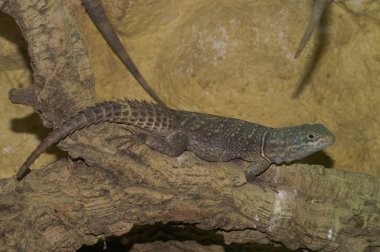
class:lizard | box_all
[294,0,333,59]
[16,99,335,181]
[81,0,165,106]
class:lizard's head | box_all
[265,124,335,164]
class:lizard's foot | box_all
[106,133,147,148]
[120,126,136,135]
[245,173,277,192]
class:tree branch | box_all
[0,131,379,251]
[2,0,96,126]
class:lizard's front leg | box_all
[244,159,271,182]
[246,159,271,176]
[243,160,276,190]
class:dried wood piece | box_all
[0,130,378,251]
[2,0,96,125]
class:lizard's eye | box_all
[307,133,318,142]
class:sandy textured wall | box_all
[0,0,379,178]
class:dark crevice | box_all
[78,223,298,252]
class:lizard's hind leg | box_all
[106,127,139,148]
[141,131,189,157]
[108,130,189,157]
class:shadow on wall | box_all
[11,113,67,160]
[0,12,31,71]
[297,150,334,168]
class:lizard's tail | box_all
[294,0,332,59]
[82,0,165,106]
[16,101,122,180]
[16,100,174,180]
[116,99,175,132]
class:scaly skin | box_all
[16,100,335,180]
[294,0,333,59]
[82,0,165,106]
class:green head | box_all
[264,124,335,164]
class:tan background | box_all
[1,0,379,178]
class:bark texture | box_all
[1,142,379,251]
[0,0,379,251]
[2,0,96,125]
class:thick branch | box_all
[0,124,379,251]
[1,0,96,126]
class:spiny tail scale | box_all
[16,100,173,180]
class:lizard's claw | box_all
[245,173,278,193]
[106,133,146,148]
[120,126,136,135]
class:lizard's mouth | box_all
[318,134,336,148]
[277,135,336,164]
